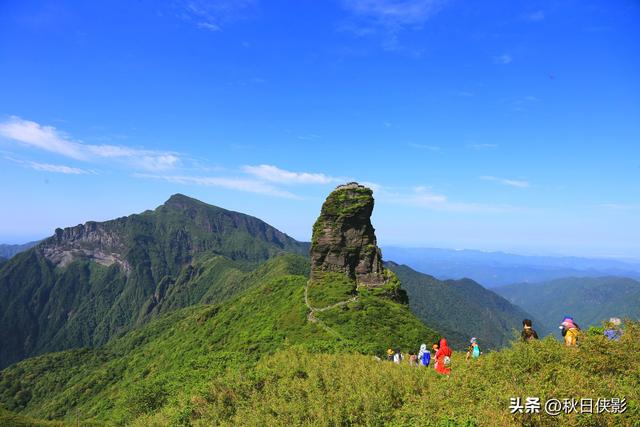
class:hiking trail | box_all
[304,280,358,340]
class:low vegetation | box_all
[137,321,640,426]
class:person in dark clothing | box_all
[521,319,539,341]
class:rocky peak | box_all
[310,182,385,285]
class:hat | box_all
[470,337,477,344]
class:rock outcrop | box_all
[310,182,386,285]
[40,222,131,271]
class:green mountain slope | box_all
[142,324,640,426]
[388,262,543,349]
[0,194,308,369]
[495,276,640,333]
[0,254,437,424]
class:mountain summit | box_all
[0,194,308,369]
[310,183,385,285]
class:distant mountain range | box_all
[494,276,640,335]
[383,247,640,287]
[0,241,39,259]
[388,262,539,349]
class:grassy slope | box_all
[0,406,66,427]
[0,256,435,425]
[140,323,640,427]
[495,276,640,333]
[389,263,543,349]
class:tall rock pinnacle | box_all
[310,182,386,285]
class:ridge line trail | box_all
[304,280,358,340]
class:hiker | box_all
[386,347,395,361]
[521,319,539,341]
[604,317,622,341]
[393,348,403,364]
[560,316,580,347]
[418,343,431,367]
[409,352,418,367]
[466,337,480,360]
[435,338,452,375]
[432,344,439,370]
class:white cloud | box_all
[134,173,299,199]
[340,0,447,53]
[0,117,85,159]
[4,156,91,174]
[495,54,512,65]
[297,134,321,141]
[409,143,440,151]
[342,0,446,27]
[375,185,519,213]
[480,176,530,188]
[197,22,221,31]
[242,164,343,185]
[180,0,255,32]
[0,116,180,171]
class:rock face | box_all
[40,221,131,271]
[310,183,386,285]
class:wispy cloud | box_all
[242,164,343,185]
[495,54,512,65]
[179,0,255,32]
[134,173,299,199]
[372,185,519,213]
[339,0,448,52]
[408,143,440,151]
[5,156,92,175]
[469,143,498,150]
[599,203,640,211]
[480,175,530,188]
[342,0,446,28]
[297,134,321,141]
[0,116,180,171]
[527,10,545,22]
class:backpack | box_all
[472,345,480,358]
[443,355,451,368]
[422,352,430,366]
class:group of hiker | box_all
[386,338,454,375]
[385,316,625,375]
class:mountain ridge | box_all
[386,262,545,349]
[0,194,309,369]
[494,276,640,335]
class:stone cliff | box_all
[310,182,386,285]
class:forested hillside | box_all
[495,276,640,333]
[388,262,545,349]
[0,194,308,369]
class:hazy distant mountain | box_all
[494,276,640,335]
[387,262,542,349]
[383,247,640,287]
[0,241,39,259]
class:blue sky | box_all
[0,0,638,258]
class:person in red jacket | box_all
[435,338,452,375]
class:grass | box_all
[307,272,356,308]
[135,321,640,426]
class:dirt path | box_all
[304,281,358,340]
